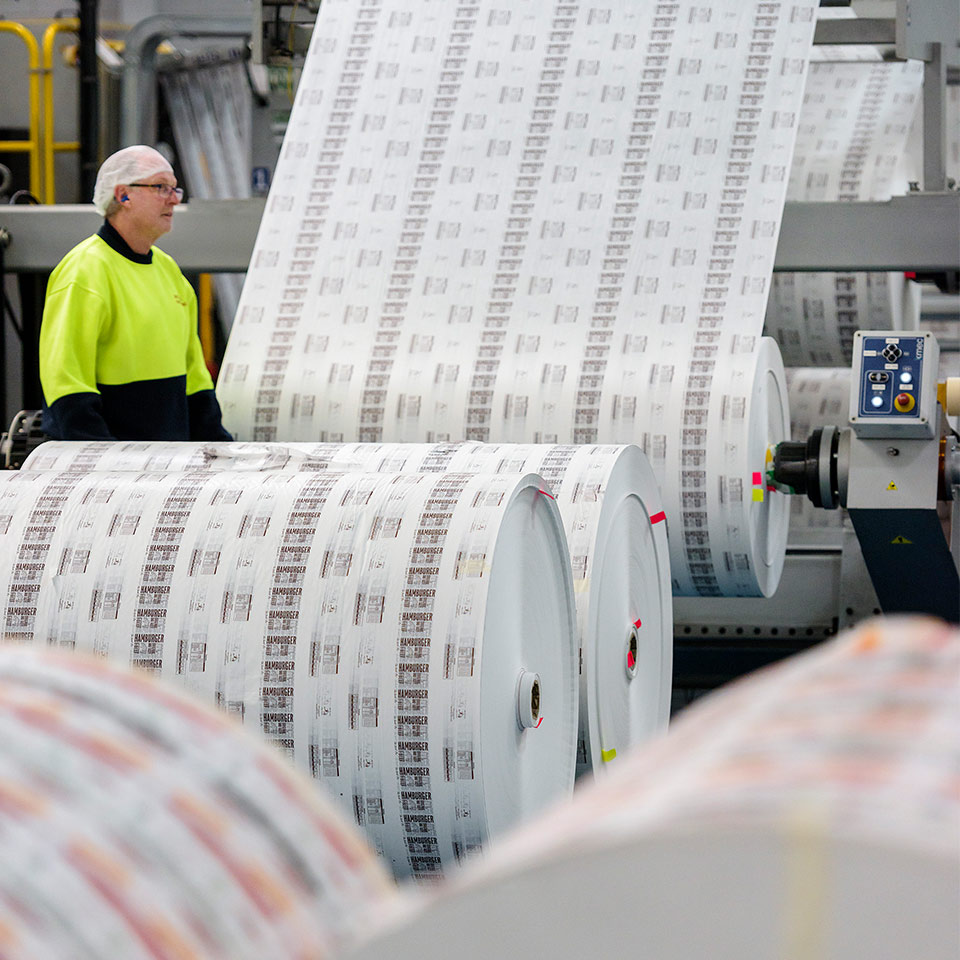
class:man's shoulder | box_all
[149,244,185,274]
[49,234,115,286]
[61,233,109,263]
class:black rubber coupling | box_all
[772,427,839,509]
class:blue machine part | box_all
[856,335,925,420]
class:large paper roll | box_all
[346,616,960,960]
[0,645,395,960]
[784,367,849,546]
[217,0,818,598]
[22,440,672,778]
[606,335,791,597]
[0,468,578,881]
[765,60,923,366]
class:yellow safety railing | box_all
[42,18,81,204]
[0,22,42,199]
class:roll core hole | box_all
[517,671,542,729]
[625,627,639,680]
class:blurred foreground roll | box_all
[0,468,578,881]
[25,441,672,777]
[0,646,395,960]
[346,616,960,960]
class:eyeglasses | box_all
[128,183,184,201]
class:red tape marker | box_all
[752,471,762,485]
[535,717,543,729]
[633,618,642,629]
[538,489,555,499]
[649,510,666,525]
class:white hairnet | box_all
[92,145,174,216]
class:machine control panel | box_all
[849,331,938,439]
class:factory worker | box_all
[39,145,232,441]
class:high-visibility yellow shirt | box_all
[39,221,230,441]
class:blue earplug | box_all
[121,194,129,201]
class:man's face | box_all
[116,171,181,241]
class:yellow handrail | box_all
[0,22,42,199]
[42,18,80,204]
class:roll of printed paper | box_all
[765,60,923,366]
[216,0,819,597]
[0,645,395,960]
[22,440,672,778]
[346,616,960,960]
[0,468,578,881]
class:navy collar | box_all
[98,219,153,264]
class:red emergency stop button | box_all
[894,392,915,412]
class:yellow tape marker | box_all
[752,487,764,502]
[601,748,617,762]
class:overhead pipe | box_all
[120,15,251,148]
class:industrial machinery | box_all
[1,0,957,688]
[0,408,43,470]
[772,331,960,623]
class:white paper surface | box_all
[0,467,578,881]
[765,60,924,365]
[347,616,960,960]
[0,646,396,960]
[22,439,672,778]
[216,0,817,597]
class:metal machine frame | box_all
[0,190,957,276]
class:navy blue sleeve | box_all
[43,392,116,440]
[187,389,233,441]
